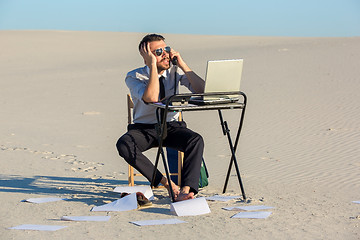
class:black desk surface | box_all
[150,102,245,112]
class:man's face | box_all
[149,40,170,73]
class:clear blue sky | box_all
[0,0,359,37]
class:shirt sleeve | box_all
[176,69,195,93]
[125,71,148,101]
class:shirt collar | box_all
[145,66,167,78]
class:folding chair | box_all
[127,94,183,186]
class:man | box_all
[116,34,205,201]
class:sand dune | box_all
[1,31,359,239]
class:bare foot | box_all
[160,177,180,198]
[174,186,195,202]
[175,191,194,202]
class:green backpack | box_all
[199,159,209,188]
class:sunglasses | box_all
[154,46,171,56]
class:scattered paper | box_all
[205,195,242,202]
[223,205,274,211]
[352,201,360,204]
[113,185,154,200]
[170,197,210,216]
[130,218,186,226]
[23,197,67,204]
[231,211,272,219]
[8,224,67,231]
[91,193,137,212]
[61,216,110,222]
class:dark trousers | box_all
[116,121,204,193]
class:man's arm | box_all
[180,64,205,94]
[170,50,205,93]
[140,43,160,103]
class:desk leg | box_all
[151,147,161,187]
[151,108,176,202]
[218,110,246,200]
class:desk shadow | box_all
[0,174,148,206]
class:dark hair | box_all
[138,34,165,51]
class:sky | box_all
[0,0,359,37]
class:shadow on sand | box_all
[0,174,149,206]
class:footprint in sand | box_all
[1,144,105,173]
[66,159,104,172]
[1,144,77,162]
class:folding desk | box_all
[150,91,247,202]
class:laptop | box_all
[189,59,243,105]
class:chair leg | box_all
[128,165,134,186]
[178,151,183,185]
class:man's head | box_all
[139,34,171,73]
[138,34,165,51]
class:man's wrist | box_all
[149,63,158,76]
[149,62,157,69]
[180,62,191,73]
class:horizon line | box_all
[1,29,359,38]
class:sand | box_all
[0,30,359,239]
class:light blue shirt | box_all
[125,65,194,124]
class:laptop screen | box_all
[204,59,243,96]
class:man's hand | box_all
[169,48,185,69]
[139,42,157,67]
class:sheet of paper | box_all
[113,185,154,200]
[352,201,360,204]
[223,205,274,211]
[205,195,242,202]
[91,193,138,212]
[231,211,272,219]
[170,197,210,216]
[8,224,67,231]
[23,197,67,203]
[130,218,186,226]
[61,216,111,221]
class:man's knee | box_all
[116,137,130,159]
